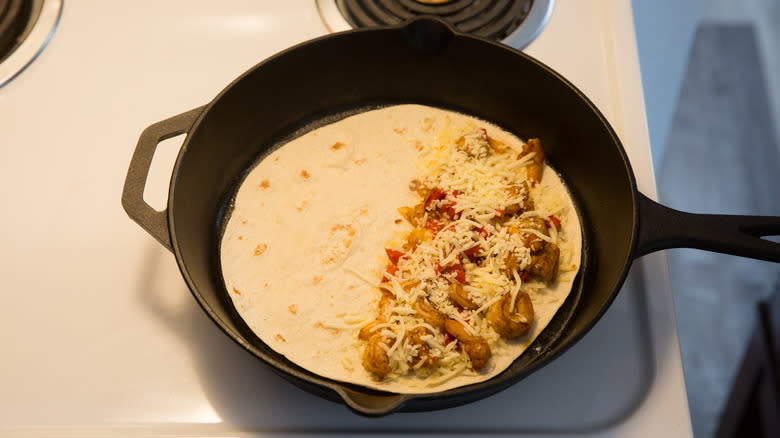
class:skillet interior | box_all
[166,19,638,412]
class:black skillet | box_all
[121,18,780,416]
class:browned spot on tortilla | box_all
[330,141,346,150]
[414,140,424,151]
[296,201,308,211]
[313,275,323,284]
[237,236,243,240]
[232,287,242,295]
[395,219,402,224]
[393,127,406,134]
[359,207,368,215]
[259,179,270,189]
[264,282,269,287]
[348,284,357,290]
[300,169,310,179]
[254,243,268,256]
[274,156,279,161]
[275,334,286,342]
[314,322,338,335]
[354,158,366,165]
[421,117,435,132]
[288,304,298,314]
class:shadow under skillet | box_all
[136,236,655,434]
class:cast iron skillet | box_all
[121,18,780,416]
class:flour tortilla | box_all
[220,104,582,393]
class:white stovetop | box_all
[0,0,692,436]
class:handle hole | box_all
[143,134,186,212]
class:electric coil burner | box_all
[0,0,61,87]
[0,0,33,61]
[317,0,553,45]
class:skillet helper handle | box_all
[635,192,780,262]
[121,106,205,252]
[333,387,409,416]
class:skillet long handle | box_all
[635,192,780,262]
[121,106,205,252]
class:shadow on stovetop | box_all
[135,241,659,434]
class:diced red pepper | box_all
[425,217,446,233]
[455,268,466,283]
[381,265,399,282]
[434,262,441,275]
[463,244,481,258]
[451,190,461,197]
[385,248,405,265]
[440,201,458,219]
[424,188,446,208]
[547,214,562,230]
[443,263,466,283]
[443,333,462,351]
[475,225,489,238]
[442,222,458,233]
[444,332,455,345]
[495,208,505,218]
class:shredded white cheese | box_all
[354,124,572,384]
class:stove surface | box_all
[0,1,691,436]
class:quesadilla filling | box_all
[359,129,569,382]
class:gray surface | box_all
[702,0,780,166]
[657,24,780,438]
[632,0,700,167]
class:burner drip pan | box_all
[324,0,552,43]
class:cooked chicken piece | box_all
[528,242,560,283]
[362,334,392,378]
[487,292,534,339]
[444,319,491,370]
[519,138,545,184]
[413,298,446,331]
[517,216,548,253]
[358,292,395,340]
[403,227,433,252]
[404,327,439,369]
[448,282,479,310]
[398,202,425,227]
[503,181,533,216]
